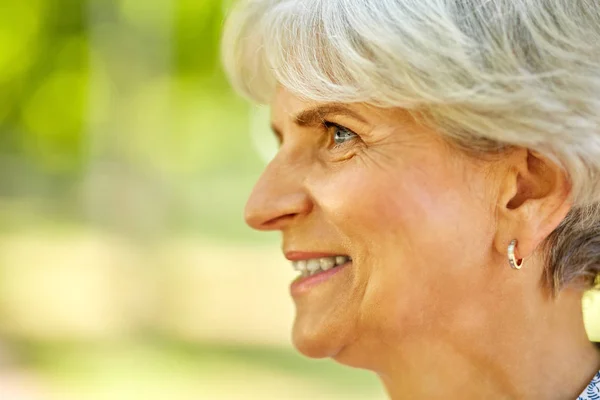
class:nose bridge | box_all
[244,147,312,231]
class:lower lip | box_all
[290,262,350,296]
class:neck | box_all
[375,289,600,400]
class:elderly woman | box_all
[222,0,600,398]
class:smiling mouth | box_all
[292,255,352,277]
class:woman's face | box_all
[245,88,508,367]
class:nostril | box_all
[261,213,297,230]
[245,190,313,231]
[244,206,295,231]
[244,178,313,231]
[245,210,297,231]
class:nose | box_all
[244,154,313,231]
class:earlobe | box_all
[494,149,573,262]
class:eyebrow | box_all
[269,103,368,144]
[293,103,368,127]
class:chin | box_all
[291,321,378,372]
[290,315,349,359]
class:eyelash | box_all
[323,121,359,149]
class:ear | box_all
[494,148,573,261]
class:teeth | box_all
[335,256,350,266]
[292,255,351,276]
[306,259,321,273]
[319,257,335,271]
[293,260,307,271]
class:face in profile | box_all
[244,88,513,368]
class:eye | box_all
[326,122,358,146]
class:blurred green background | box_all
[0,1,597,399]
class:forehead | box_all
[270,87,315,123]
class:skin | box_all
[244,87,600,399]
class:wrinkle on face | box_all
[259,88,503,368]
[245,87,599,399]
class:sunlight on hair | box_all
[222,0,600,292]
[222,0,600,207]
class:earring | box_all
[508,239,523,270]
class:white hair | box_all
[222,0,600,290]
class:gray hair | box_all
[222,0,600,291]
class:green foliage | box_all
[0,0,88,173]
[0,0,269,240]
[175,0,225,78]
[0,0,240,177]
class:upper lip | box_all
[284,251,347,261]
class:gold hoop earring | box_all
[508,239,523,270]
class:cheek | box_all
[316,160,488,248]
[310,157,495,329]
